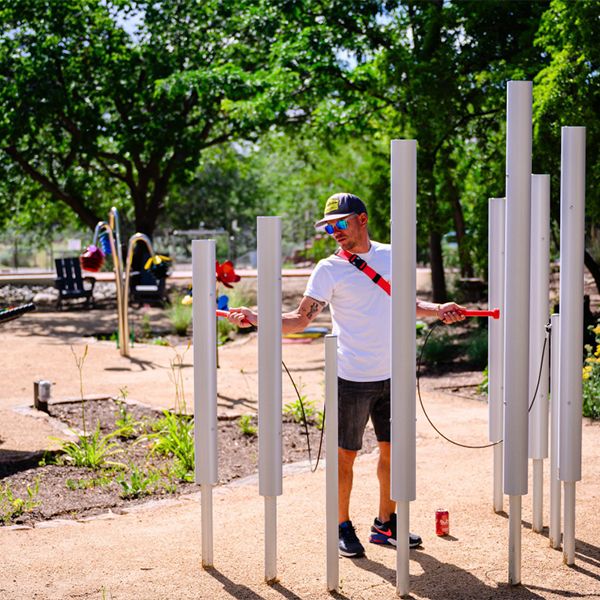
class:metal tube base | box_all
[508,495,522,585]
[396,500,410,597]
[201,483,214,568]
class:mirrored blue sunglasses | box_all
[324,216,353,235]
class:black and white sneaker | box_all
[369,513,422,548]
[338,520,365,557]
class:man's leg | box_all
[338,447,357,523]
[377,441,395,522]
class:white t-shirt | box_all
[305,241,391,382]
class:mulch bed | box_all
[1,398,378,527]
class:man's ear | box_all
[358,213,368,226]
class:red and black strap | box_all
[335,249,391,296]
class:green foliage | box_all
[116,465,160,499]
[217,317,236,346]
[419,331,455,366]
[167,297,192,336]
[465,329,489,370]
[583,321,600,419]
[148,411,195,481]
[315,409,325,431]
[114,396,140,440]
[0,1,371,236]
[57,424,123,470]
[478,366,489,395]
[284,396,316,424]
[65,475,113,491]
[238,414,257,437]
[0,479,40,524]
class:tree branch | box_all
[3,146,100,228]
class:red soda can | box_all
[435,509,449,536]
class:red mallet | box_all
[216,309,253,326]
[459,308,500,319]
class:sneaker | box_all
[338,520,365,557]
[369,513,422,548]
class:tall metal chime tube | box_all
[558,126,586,566]
[192,240,218,568]
[488,197,506,513]
[390,139,417,598]
[503,80,532,586]
[528,174,551,533]
[257,216,282,583]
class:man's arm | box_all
[226,295,327,334]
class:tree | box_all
[533,0,600,295]
[312,0,549,301]
[0,0,383,237]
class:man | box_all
[227,192,465,558]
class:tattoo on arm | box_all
[305,299,325,321]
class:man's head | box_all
[314,193,367,229]
[315,192,369,253]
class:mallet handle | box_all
[460,308,500,319]
[216,309,253,326]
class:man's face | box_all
[323,213,367,251]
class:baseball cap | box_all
[314,193,368,228]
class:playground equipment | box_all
[191,80,585,596]
[85,207,166,357]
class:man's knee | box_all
[378,442,391,464]
[338,447,358,470]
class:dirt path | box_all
[1,284,599,599]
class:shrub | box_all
[583,321,600,419]
[168,295,192,336]
[465,328,488,369]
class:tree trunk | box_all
[584,249,600,297]
[448,194,473,278]
[429,229,447,303]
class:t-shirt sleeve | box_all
[304,261,334,304]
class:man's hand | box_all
[227,307,257,328]
[437,302,466,324]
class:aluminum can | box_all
[435,509,449,536]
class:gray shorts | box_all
[338,377,391,451]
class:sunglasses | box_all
[324,215,356,235]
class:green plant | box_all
[114,388,139,439]
[0,479,40,524]
[238,414,257,436]
[168,342,191,414]
[284,396,316,424]
[315,409,325,431]
[478,365,489,395]
[71,344,89,435]
[148,411,195,480]
[167,295,192,336]
[65,475,113,490]
[57,423,124,470]
[418,330,456,366]
[140,312,152,339]
[583,321,600,419]
[116,465,160,499]
[217,317,236,345]
[465,328,488,369]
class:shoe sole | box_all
[338,549,365,558]
[369,534,421,549]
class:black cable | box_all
[282,360,325,472]
[417,320,550,450]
